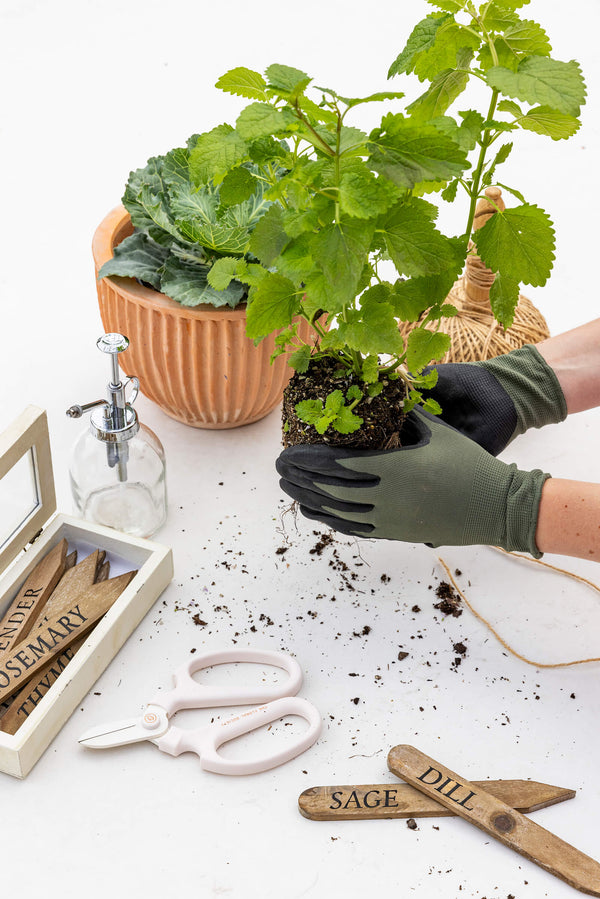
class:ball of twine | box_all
[398,186,550,363]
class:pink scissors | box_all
[78,649,322,775]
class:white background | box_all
[0,1,599,897]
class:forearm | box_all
[535,478,600,561]
[536,318,600,415]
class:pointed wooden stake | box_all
[0,539,68,658]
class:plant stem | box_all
[463,87,499,238]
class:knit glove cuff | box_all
[476,345,567,440]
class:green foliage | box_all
[107,1,583,436]
[99,144,273,307]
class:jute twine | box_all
[398,187,551,362]
[438,551,600,668]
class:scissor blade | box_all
[78,711,167,749]
[299,779,576,821]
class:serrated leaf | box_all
[408,62,471,119]
[503,19,551,57]
[412,24,480,83]
[362,355,380,383]
[388,13,451,78]
[338,169,400,218]
[288,345,312,373]
[406,327,451,370]
[377,204,456,278]
[207,256,245,291]
[341,91,406,109]
[247,204,289,266]
[518,105,581,140]
[441,179,459,202]
[475,203,555,287]
[458,109,485,150]
[497,99,523,117]
[236,103,295,141]
[189,124,248,185]
[310,218,375,306]
[422,397,442,415]
[265,64,311,94]
[495,181,526,203]
[325,390,345,413]
[332,405,363,435]
[161,256,245,308]
[368,118,469,189]
[425,0,462,10]
[335,299,404,357]
[489,271,520,328]
[98,232,169,289]
[219,167,258,206]
[484,141,513,184]
[245,273,300,339]
[295,399,325,425]
[216,67,267,101]
[486,56,586,117]
[248,137,290,165]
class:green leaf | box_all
[388,13,451,78]
[207,256,246,291]
[475,204,555,287]
[441,179,459,202]
[236,103,295,141]
[275,234,315,284]
[484,141,513,184]
[335,298,405,357]
[310,218,375,307]
[219,167,257,206]
[295,399,325,425]
[406,327,451,370]
[408,64,470,119]
[215,67,268,101]
[288,345,312,373]
[377,203,456,278]
[368,118,469,189]
[412,24,480,82]
[325,390,345,414]
[338,169,400,218]
[265,64,311,94]
[362,355,380,384]
[98,232,169,289]
[497,99,523,117]
[422,397,442,415]
[189,124,248,185]
[248,137,290,165]
[518,105,581,140]
[486,57,586,117]
[457,109,486,150]
[247,204,290,266]
[489,271,520,328]
[346,385,363,402]
[333,405,363,435]
[245,273,300,339]
[503,19,551,57]
[341,91,406,109]
[161,256,245,308]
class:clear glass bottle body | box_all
[69,424,167,538]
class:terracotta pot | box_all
[92,206,312,429]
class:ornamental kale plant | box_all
[98,137,274,307]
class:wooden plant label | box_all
[388,745,600,897]
[30,549,103,631]
[0,636,85,735]
[0,570,136,706]
[298,779,576,821]
[0,539,68,657]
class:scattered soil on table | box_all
[282,356,407,449]
[433,581,463,617]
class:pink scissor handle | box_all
[150,649,304,717]
[154,696,322,775]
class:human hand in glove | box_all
[421,344,567,456]
[276,408,550,557]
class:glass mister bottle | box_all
[67,333,167,538]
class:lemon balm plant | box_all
[193,0,585,446]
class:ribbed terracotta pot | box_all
[93,206,312,429]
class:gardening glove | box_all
[421,344,567,456]
[276,407,550,557]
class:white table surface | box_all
[1,1,599,896]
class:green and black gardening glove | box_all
[276,408,550,557]
[422,344,567,456]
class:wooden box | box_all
[0,406,173,777]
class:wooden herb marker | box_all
[298,779,576,822]
[0,636,86,735]
[388,745,600,897]
[30,549,101,630]
[0,570,136,706]
[0,539,68,657]
[65,550,78,571]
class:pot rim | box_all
[92,205,248,320]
